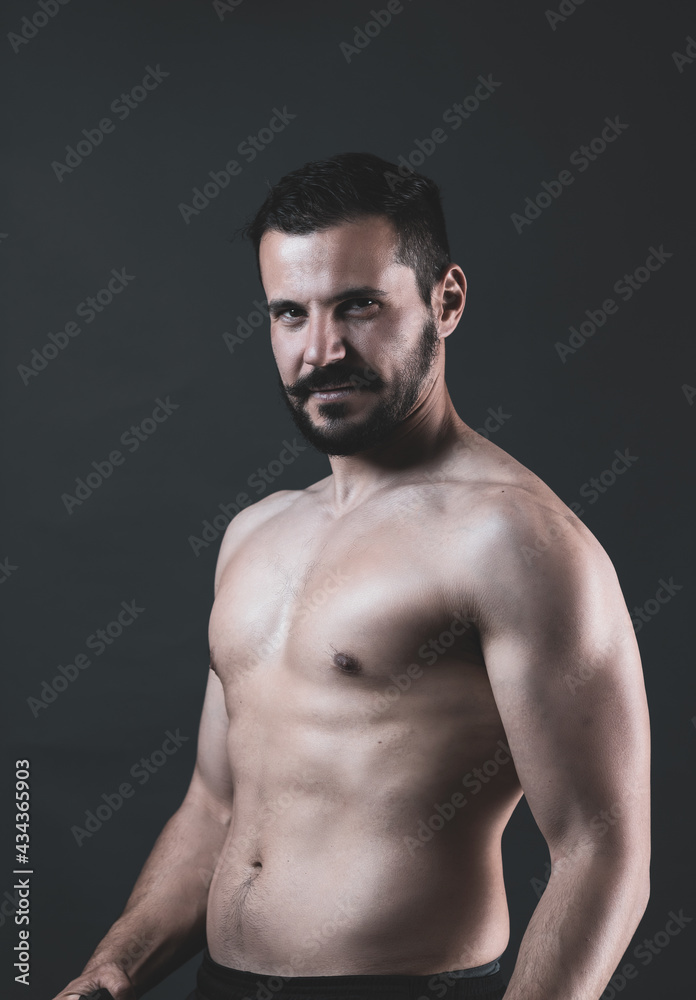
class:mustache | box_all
[284,365,385,399]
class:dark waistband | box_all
[195,947,505,999]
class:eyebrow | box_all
[267,286,388,315]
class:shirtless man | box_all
[54,153,650,1000]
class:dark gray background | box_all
[2,1,694,997]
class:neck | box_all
[325,372,465,510]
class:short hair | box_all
[240,152,452,307]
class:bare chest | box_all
[208,505,485,703]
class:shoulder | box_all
[212,472,334,589]
[470,480,606,564]
[226,487,304,532]
[432,435,622,606]
[436,431,608,569]
[466,481,590,557]
[213,488,304,592]
[458,482,625,643]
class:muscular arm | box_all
[473,499,650,1000]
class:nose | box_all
[302,312,347,368]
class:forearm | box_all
[504,849,649,1000]
[82,798,229,996]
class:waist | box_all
[206,844,510,975]
[195,947,506,1000]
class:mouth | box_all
[309,384,356,401]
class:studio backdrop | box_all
[2,1,694,998]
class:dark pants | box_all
[186,947,507,1000]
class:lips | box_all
[310,384,355,400]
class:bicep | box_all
[183,667,234,825]
[478,519,650,861]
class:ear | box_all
[435,265,466,338]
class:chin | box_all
[299,414,396,456]
[282,384,402,457]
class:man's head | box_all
[241,153,465,456]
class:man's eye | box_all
[276,300,378,320]
[345,298,377,310]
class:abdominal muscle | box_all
[204,659,522,976]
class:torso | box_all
[205,429,570,975]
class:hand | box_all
[50,964,136,1000]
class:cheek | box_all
[353,324,410,370]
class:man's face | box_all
[259,215,441,456]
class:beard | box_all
[278,315,440,456]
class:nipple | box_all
[332,651,362,675]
